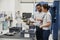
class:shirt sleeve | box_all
[33,13,37,19]
[46,14,51,22]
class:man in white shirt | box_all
[29,3,45,40]
[15,11,21,21]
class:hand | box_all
[30,23,34,26]
[34,18,39,21]
[36,19,40,21]
[34,18,41,21]
[40,25,43,28]
[34,18,36,20]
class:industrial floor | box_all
[0,37,53,40]
[0,32,53,40]
[0,38,31,40]
[0,32,35,40]
[0,35,53,40]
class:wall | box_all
[15,0,21,12]
[20,3,34,16]
[0,0,15,11]
[0,0,16,27]
[21,0,54,2]
[0,0,15,18]
[17,0,54,17]
[0,0,54,16]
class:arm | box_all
[40,14,51,28]
[40,22,51,28]
[36,18,43,22]
[34,18,43,23]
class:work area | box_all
[0,0,60,40]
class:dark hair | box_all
[36,3,41,7]
[42,4,50,10]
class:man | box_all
[29,3,45,40]
[34,4,43,40]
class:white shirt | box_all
[15,13,21,21]
[33,12,45,26]
[42,11,52,30]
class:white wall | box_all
[36,0,54,2]
[15,0,34,16]
[15,0,21,12]
[0,0,54,16]
[21,0,54,2]
[16,0,54,17]
[0,0,15,11]
[0,0,16,27]
[20,3,34,16]
[0,0,15,19]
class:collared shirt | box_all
[15,13,21,21]
[33,12,45,26]
[42,11,52,30]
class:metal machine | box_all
[53,1,60,40]
[51,1,60,40]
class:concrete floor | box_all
[0,32,35,40]
[0,32,53,40]
[0,35,53,40]
[0,38,31,40]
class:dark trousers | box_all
[36,26,43,40]
[43,30,50,40]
